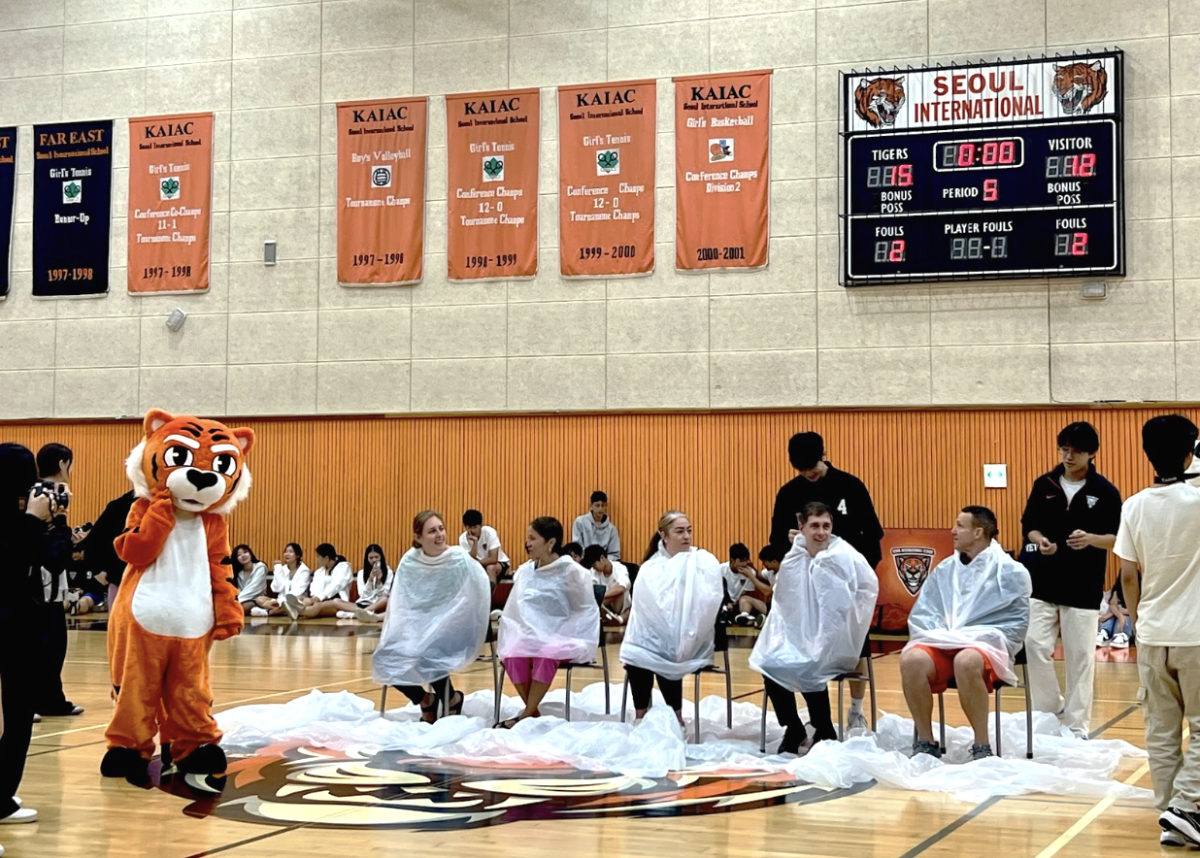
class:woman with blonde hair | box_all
[619,511,723,724]
[372,510,490,722]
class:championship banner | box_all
[337,97,427,285]
[557,79,656,277]
[446,87,538,281]
[874,528,956,632]
[32,120,112,297]
[0,128,15,301]
[674,70,771,272]
[128,113,213,294]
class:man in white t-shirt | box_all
[582,544,629,624]
[720,543,771,627]
[459,509,510,582]
[1116,415,1200,848]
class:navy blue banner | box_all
[0,128,14,300]
[32,120,112,297]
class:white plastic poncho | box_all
[497,556,600,664]
[620,546,723,681]
[749,535,879,693]
[372,546,490,686]
[904,539,1032,685]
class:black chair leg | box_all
[601,644,611,715]
[759,688,769,753]
[494,664,507,725]
[379,685,388,715]
[693,673,701,744]
[995,687,1003,757]
[938,693,946,751]
[1023,664,1034,759]
[620,670,628,722]
[868,655,878,731]
[724,650,733,729]
[565,666,573,722]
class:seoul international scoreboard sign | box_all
[842,51,1124,285]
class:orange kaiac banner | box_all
[674,70,771,271]
[557,79,656,278]
[337,96,427,285]
[127,112,213,293]
[446,87,539,281]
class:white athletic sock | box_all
[849,697,864,717]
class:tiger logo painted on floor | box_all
[155,743,873,830]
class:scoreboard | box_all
[842,52,1124,286]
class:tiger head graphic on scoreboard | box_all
[854,77,906,128]
[1051,61,1108,116]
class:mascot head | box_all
[126,409,255,515]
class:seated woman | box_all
[495,516,599,728]
[231,544,272,616]
[63,547,106,615]
[373,510,490,722]
[310,544,395,621]
[619,510,723,727]
[284,543,353,619]
[749,502,878,754]
[270,543,310,608]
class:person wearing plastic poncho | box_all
[619,511,724,725]
[750,501,878,755]
[372,510,489,724]
[495,516,599,728]
[900,505,1031,763]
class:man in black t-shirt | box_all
[1021,421,1122,738]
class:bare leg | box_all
[850,657,868,701]
[369,596,388,613]
[520,681,551,719]
[299,600,346,619]
[901,648,938,743]
[77,595,95,615]
[483,563,500,584]
[953,649,992,747]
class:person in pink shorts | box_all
[495,516,599,728]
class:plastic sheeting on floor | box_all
[216,682,1151,803]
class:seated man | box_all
[458,509,510,582]
[749,502,878,753]
[720,543,771,627]
[572,490,621,561]
[582,544,630,625]
[561,542,584,565]
[900,506,1032,761]
[758,544,784,587]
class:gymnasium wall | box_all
[0,1,1192,419]
[3,405,1191,572]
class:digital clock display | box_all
[842,53,1124,285]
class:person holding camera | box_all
[32,443,83,718]
[0,442,76,828]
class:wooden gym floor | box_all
[8,618,1157,858]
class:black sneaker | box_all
[970,744,993,761]
[912,740,942,759]
[1160,808,1200,846]
[777,723,809,755]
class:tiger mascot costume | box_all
[101,409,255,785]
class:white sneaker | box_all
[1096,630,1111,647]
[1111,632,1130,649]
[0,807,38,824]
[250,607,268,617]
[335,611,354,619]
[282,594,301,621]
[1162,829,1188,847]
[354,607,383,623]
[31,714,40,723]
[846,710,869,732]
[490,609,503,623]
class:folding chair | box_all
[916,647,1034,759]
[620,621,733,743]
[492,584,611,723]
[758,641,877,753]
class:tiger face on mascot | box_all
[101,409,255,785]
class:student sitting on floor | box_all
[749,502,878,754]
[338,544,394,621]
[284,543,353,620]
[62,547,106,615]
[758,544,785,587]
[900,506,1031,761]
[1097,580,1134,649]
[720,542,772,627]
[270,543,311,605]
[583,544,630,625]
[233,544,271,616]
[496,516,599,728]
[561,542,584,565]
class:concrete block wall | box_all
[0,0,1190,417]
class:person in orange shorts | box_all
[900,506,1031,762]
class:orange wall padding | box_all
[2,406,1193,578]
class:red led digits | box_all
[867,165,914,189]
[938,138,1020,169]
[983,179,998,202]
[1054,232,1089,256]
[873,240,906,263]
